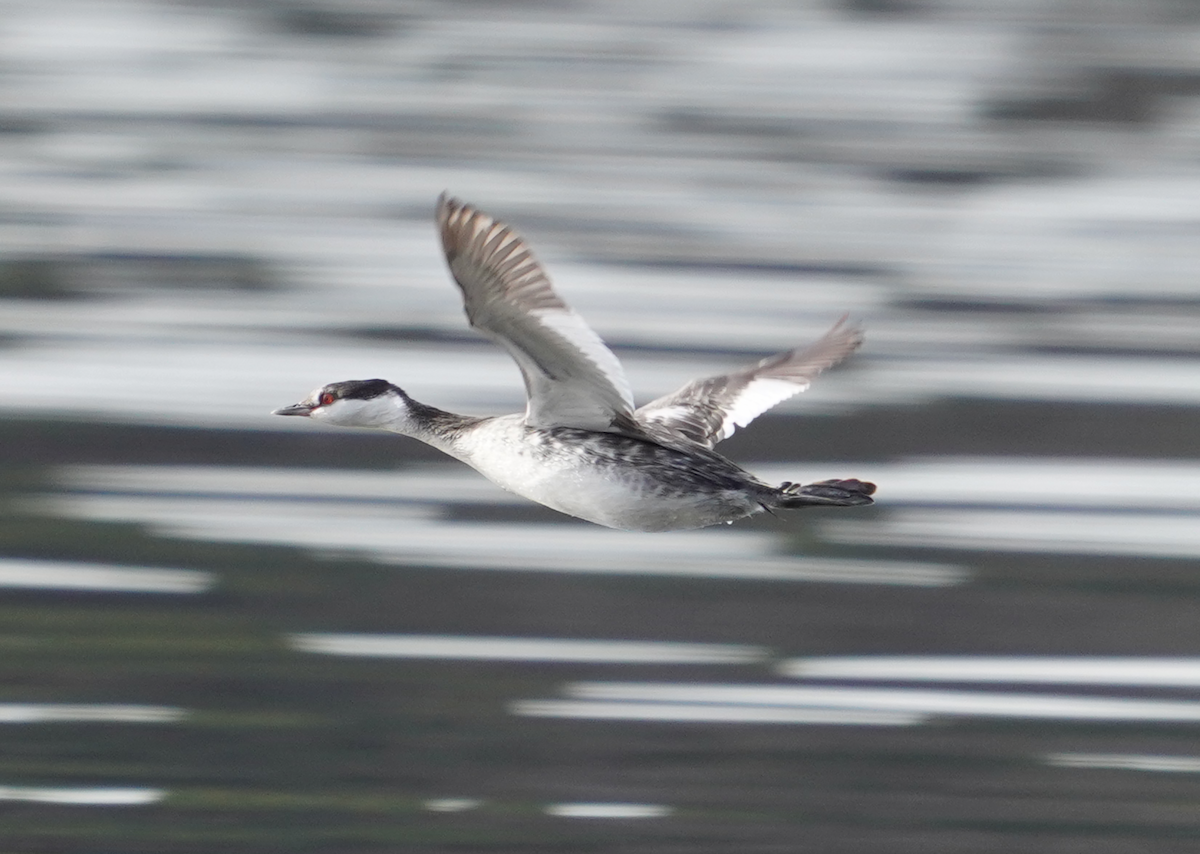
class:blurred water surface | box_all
[2,0,1200,851]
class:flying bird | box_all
[276,195,875,531]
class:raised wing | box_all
[437,194,636,431]
[635,318,864,449]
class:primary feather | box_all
[276,194,874,531]
[636,318,864,449]
[437,194,636,432]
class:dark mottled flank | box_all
[519,425,875,507]
[532,425,768,493]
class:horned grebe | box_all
[275,195,875,531]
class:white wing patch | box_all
[438,194,637,432]
[438,196,864,444]
[635,318,864,449]
[718,377,806,440]
[530,307,635,413]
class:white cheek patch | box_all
[311,398,373,425]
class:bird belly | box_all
[453,422,758,531]
[489,461,752,531]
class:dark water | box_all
[2,0,1200,851]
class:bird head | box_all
[274,379,410,429]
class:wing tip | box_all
[436,191,463,229]
[815,314,866,360]
[831,311,866,343]
[437,193,487,260]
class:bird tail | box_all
[772,478,876,508]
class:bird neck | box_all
[383,395,482,452]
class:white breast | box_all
[445,416,752,531]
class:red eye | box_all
[319,392,336,406]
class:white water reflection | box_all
[67,457,1200,515]
[11,335,1200,428]
[824,508,1200,559]
[37,465,964,587]
[1047,754,1200,774]
[0,558,211,594]
[782,657,1200,686]
[61,456,1200,516]
[0,786,165,806]
[751,457,1200,558]
[545,803,672,819]
[54,456,1200,571]
[520,656,1200,727]
[757,458,1200,511]
[0,704,183,723]
[866,355,1200,407]
[292,634,766,665]
[512,699,923,726]
[0,0,1198,440]
[561,682,1200,722]
[423,798,483,813]
[59,464,525,506]
[0,1,1198,847]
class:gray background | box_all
[1,0,1200,851]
